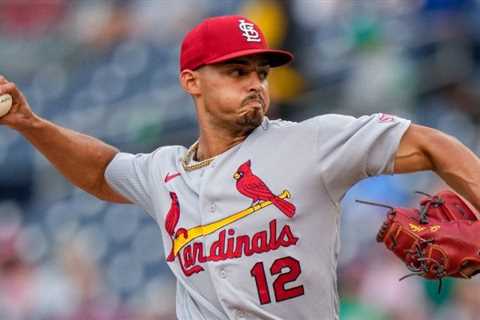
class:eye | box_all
[230,68,246,77]
[258,69,269,81]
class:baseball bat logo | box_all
[164,160,298,276]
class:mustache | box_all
[241,94,265,108]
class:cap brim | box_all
[205,48,294,68]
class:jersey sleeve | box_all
[104,152,154,214]
[317,113,411,203]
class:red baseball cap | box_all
[180,15,294,71]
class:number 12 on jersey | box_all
[250,256,305,304]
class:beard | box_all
[235,93,265,129]
[236,106,263,129]
[201,93,267,135]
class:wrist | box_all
[14,114,47,133]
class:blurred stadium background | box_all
[0,0,480,319]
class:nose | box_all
[246,71,264,92]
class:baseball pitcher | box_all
[1,15,479,320]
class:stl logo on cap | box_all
[238,19,261,42]
[179,15,293,71]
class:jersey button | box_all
[209,202,216,213]
[219,268,226,279]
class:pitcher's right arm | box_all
[0,75,130,203]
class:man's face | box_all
[196,55,271,132]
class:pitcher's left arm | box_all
[394,124,480,211]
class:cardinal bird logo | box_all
[164,164,297,276]
[165,192,188,262]
[233,160,296,217]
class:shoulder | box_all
[266,114,358,130]
[259,115,357,139]
[111,145,187,168]
[302,113,409,134]
[150,145,187,159]
[262,114,357,138]
[301,113,356,130]
[141,145,188,170]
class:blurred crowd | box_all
[1,0,480,319]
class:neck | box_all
[196,128,250,161]
[193,102,264,161]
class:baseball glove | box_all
[358,190,480,291]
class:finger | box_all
[0,75,7,84]
[0,82,16,95]
[0,83,25,109]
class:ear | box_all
[179,69,201,96]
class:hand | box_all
[0,75,39,131]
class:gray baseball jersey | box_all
[105,113,410,320]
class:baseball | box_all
[0,94,12,118]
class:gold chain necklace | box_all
[181,141,217,172]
